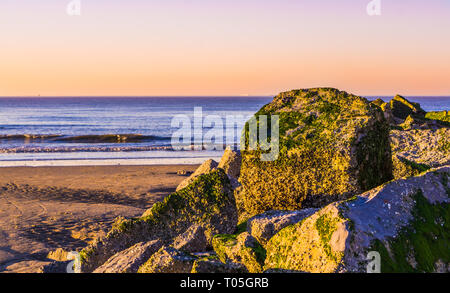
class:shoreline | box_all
[0,157,221,167]
[0,164,199,272]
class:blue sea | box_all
[0,96,448,166]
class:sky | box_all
[0,0,449,97]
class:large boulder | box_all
[212,232,265,273]
[264,167,450,273]
[246,209,317,247]
[80,169,237,272]
[176,159,218,191]
[93,240,162,273]
[138,247,197,273]
[238,88,393,220]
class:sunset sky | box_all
[0,0,449,96]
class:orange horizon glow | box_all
[1,0,449,97]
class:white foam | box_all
[0,157,223,167]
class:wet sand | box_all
[0,165,198,273]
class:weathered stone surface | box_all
[238,88,393,220]
[176,159,218,191]
[389,95,426,120]
[47,248,69,262]
[80,169,237,272]
[264,167,449,273]
[218,148,242,188]
[138,246,197,273]
[247,209,317,247]
[212,232,265,273]
[371,98,395,124]
[191,258,248,273]
[38,261,72,273]
[93,240,162,273]
[172,224,208,253]
[390,127,450,177]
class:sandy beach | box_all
[0,164,198,273]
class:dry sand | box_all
[0,164,198,273]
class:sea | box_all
[0,96,448,167]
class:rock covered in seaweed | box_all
[176,159,218,191]
[389,95,426,120]
[238,88,393,220]
[212,232,266,273]
[246,209,317,247]
[79,169,237,272]
[264,167,450,273]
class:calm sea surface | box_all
[0,96,448,166]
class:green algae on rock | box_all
[237,88,393,220]
[212,232,266,273]
[264,167,449,273]
[80,169,237,272]
[389,95,426,120]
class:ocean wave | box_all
[0,134,171,144]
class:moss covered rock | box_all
[238,88,393,220]
[247,209,317,247]
[425,111,450,125]
[264,167,449,273]
[390,127,450,179]
[176,159,218,191]
[80,169,237,272]
[389,95,426,120]
[212,232,266,273]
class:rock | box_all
[93,240,162,273]
[218,147,242,186]
[212,232,265,273]
[191,258,248,273]
[47,248,69,262]
[389,95,426,120]
[38,261,72,273]
[176,159,218,191]
[80,169,237,272]
[247,209,317,247]
[264,167,450,273]
[425,111,450,124]
[390,127,450,174]
[238,88,393,220]
[172,224,208,253]
[138,247,197,273]
[371,98,395,124]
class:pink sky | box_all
[0,0,449,96]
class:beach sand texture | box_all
[0,165,198,273]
